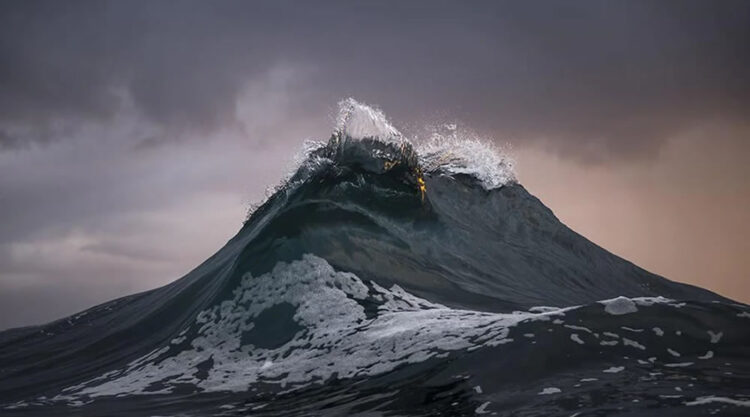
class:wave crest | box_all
[296,99,515,191]
[335,98,402,143]
[417,124,516,189]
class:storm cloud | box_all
[2,0,748,159]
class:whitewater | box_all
[0,99,748,416]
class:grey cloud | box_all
[1,0,748,160]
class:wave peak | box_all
[335,98,402,142]
[302,99,516,192]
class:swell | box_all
[0,108,727,399]
[0,99,746,415]
[230,159,723,312]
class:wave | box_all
[1,99,748,416]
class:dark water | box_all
[1,102,749,416]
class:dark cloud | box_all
[1,0,748,160]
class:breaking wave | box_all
[1,99,748,416]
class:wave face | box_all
[1,99,749,416]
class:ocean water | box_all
[1,100,748,416]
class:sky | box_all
[1,0,748,329]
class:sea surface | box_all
[1,100,748,416]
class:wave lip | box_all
[335,98,402,142]
[418,132,516,190]
[296,98,516,199]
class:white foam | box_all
[698,351,714,360]
[336,98,401,142]
[631,296,676,306]
[318,99,517,190]
[538,387,561,395]
[685,396,750,407]
[475,401,492,414]
[46,257,728,403]
[664,362,694,368]
[622,338,645,350]
[564,324,593,333]
[528,306,560,313]
[599,296,683,316]
[59,255,560,398]
[170,336,186,345]
[600,297,638,315]
[418,131,516,189]
[620,326,644,333]
[603,366,625,373]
